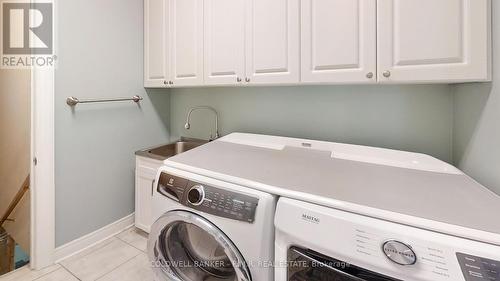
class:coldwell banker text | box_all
[1,1,55,68]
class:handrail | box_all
[0,175,30,227]
[66,95,143,107]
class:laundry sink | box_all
[136,137,208,161]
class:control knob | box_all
[187,185,205,206]
[382,240,417,266]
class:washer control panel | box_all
[157,172,259,223]
[457,253,500,281]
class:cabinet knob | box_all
[366,72,374,79]
[169,81,173,85]
[237,77,242,82]
[245,77,251,83]
[163,80,168,85]
[383,71,391,78]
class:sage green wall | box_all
[55,0,171,246]
[170,85,454,162]
[453,1,500,195]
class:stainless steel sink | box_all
[136,137,208,160]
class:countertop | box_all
[164,133,500,245]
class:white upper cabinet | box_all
[144,0,491,87]
[377,0,491,83]
[169,0,204,86]
[301,0,377,84]
[144,0,203,88]
[204,0,246,85]
[245,0,300,84]
[144,0,169,88]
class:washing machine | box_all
[148,166,276,281]
[275,197,500,281]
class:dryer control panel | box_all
[457,253,500,281]
[157,172,259,223]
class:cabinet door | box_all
[204,0,246,85]
[135,166,157,233]
[377,0,491,83]
[245,0,300,85]
[301,0,377,84]
[144,0,169,88]
[169,0,204,87]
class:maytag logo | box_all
[301,213,320,224]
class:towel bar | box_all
[66,95,142,106]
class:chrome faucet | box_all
[184,106,220,141]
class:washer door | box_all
[148,211,252,281]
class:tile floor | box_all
[0,227,153,281]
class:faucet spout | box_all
[185,106,220,141]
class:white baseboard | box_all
[54,213,135,263]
